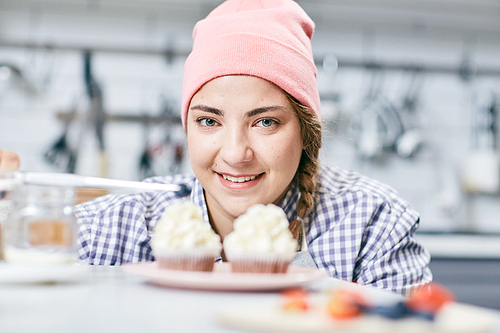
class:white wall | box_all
[1,0,500,233]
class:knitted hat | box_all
[181,0,320,127]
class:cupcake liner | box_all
[154,249,218,272]
[225,252,293,274]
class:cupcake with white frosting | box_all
[151,201,222,272]
[223,204,297,273]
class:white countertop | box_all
[0,263,498,333]
[416,233,500,259]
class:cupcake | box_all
[223,204,297,273]
[151,201,222,272]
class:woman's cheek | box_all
[188,133,214,169]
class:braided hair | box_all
[286,94,322,220]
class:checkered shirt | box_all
[74,165,432,296]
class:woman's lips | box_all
[217,173,262,189]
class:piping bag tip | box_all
[175,184,192,197]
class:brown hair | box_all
[286,94,322,219]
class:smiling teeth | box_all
[223,175,256,183]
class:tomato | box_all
[406,283,454,314]
[283,299,310,312]
[327,289,367,320]
[281,287,310,312]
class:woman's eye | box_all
[199,118,217,127]
[256,118,277,127]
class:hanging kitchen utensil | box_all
[347,65,386,159]
[472,90,498,151]
[139,148,154,179]
[142,96,185,177]
[13,171,191,197]
[139,113,155,179]
[170,143,185,174]
[394,69,425,158]
[0,63,38,96]
[401,68,424,114]
[135,95,184,178]
[43,110,78,173]
[159,96,185,174]
[348,67,405,160]
[489,92,498,150]
[348,66,425,160]
[461,90,500,194]
[84,51,108,178]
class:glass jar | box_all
[2,184,78,265]
[0,171,17,261]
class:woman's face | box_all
[186,75,304,221]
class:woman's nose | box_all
[219,127,254,165]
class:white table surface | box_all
[0,264,499,333]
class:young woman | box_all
[0,0,432,296]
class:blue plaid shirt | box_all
[75,165,432,295]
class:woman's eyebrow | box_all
[190,104,224,116]
[246,106,286,118]
[190,104,286,118]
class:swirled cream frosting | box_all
[151,201,222,252]
[223,204,297,256]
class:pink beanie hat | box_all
[181,0,320,127]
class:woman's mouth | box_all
[222,174,257,183]
[218,173,263,189]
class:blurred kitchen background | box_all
[1,0,499,308]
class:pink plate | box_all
[122,262,328,291]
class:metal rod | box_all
[0,38,189,57]
[55,110,182,125]
[3,38,500,77]
[14,171,191,197]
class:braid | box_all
[297,155,317,218]
[286,94,322,220]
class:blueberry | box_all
[369,302,411,319]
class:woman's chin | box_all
[224,204,254,218]
[218,199,262,218]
